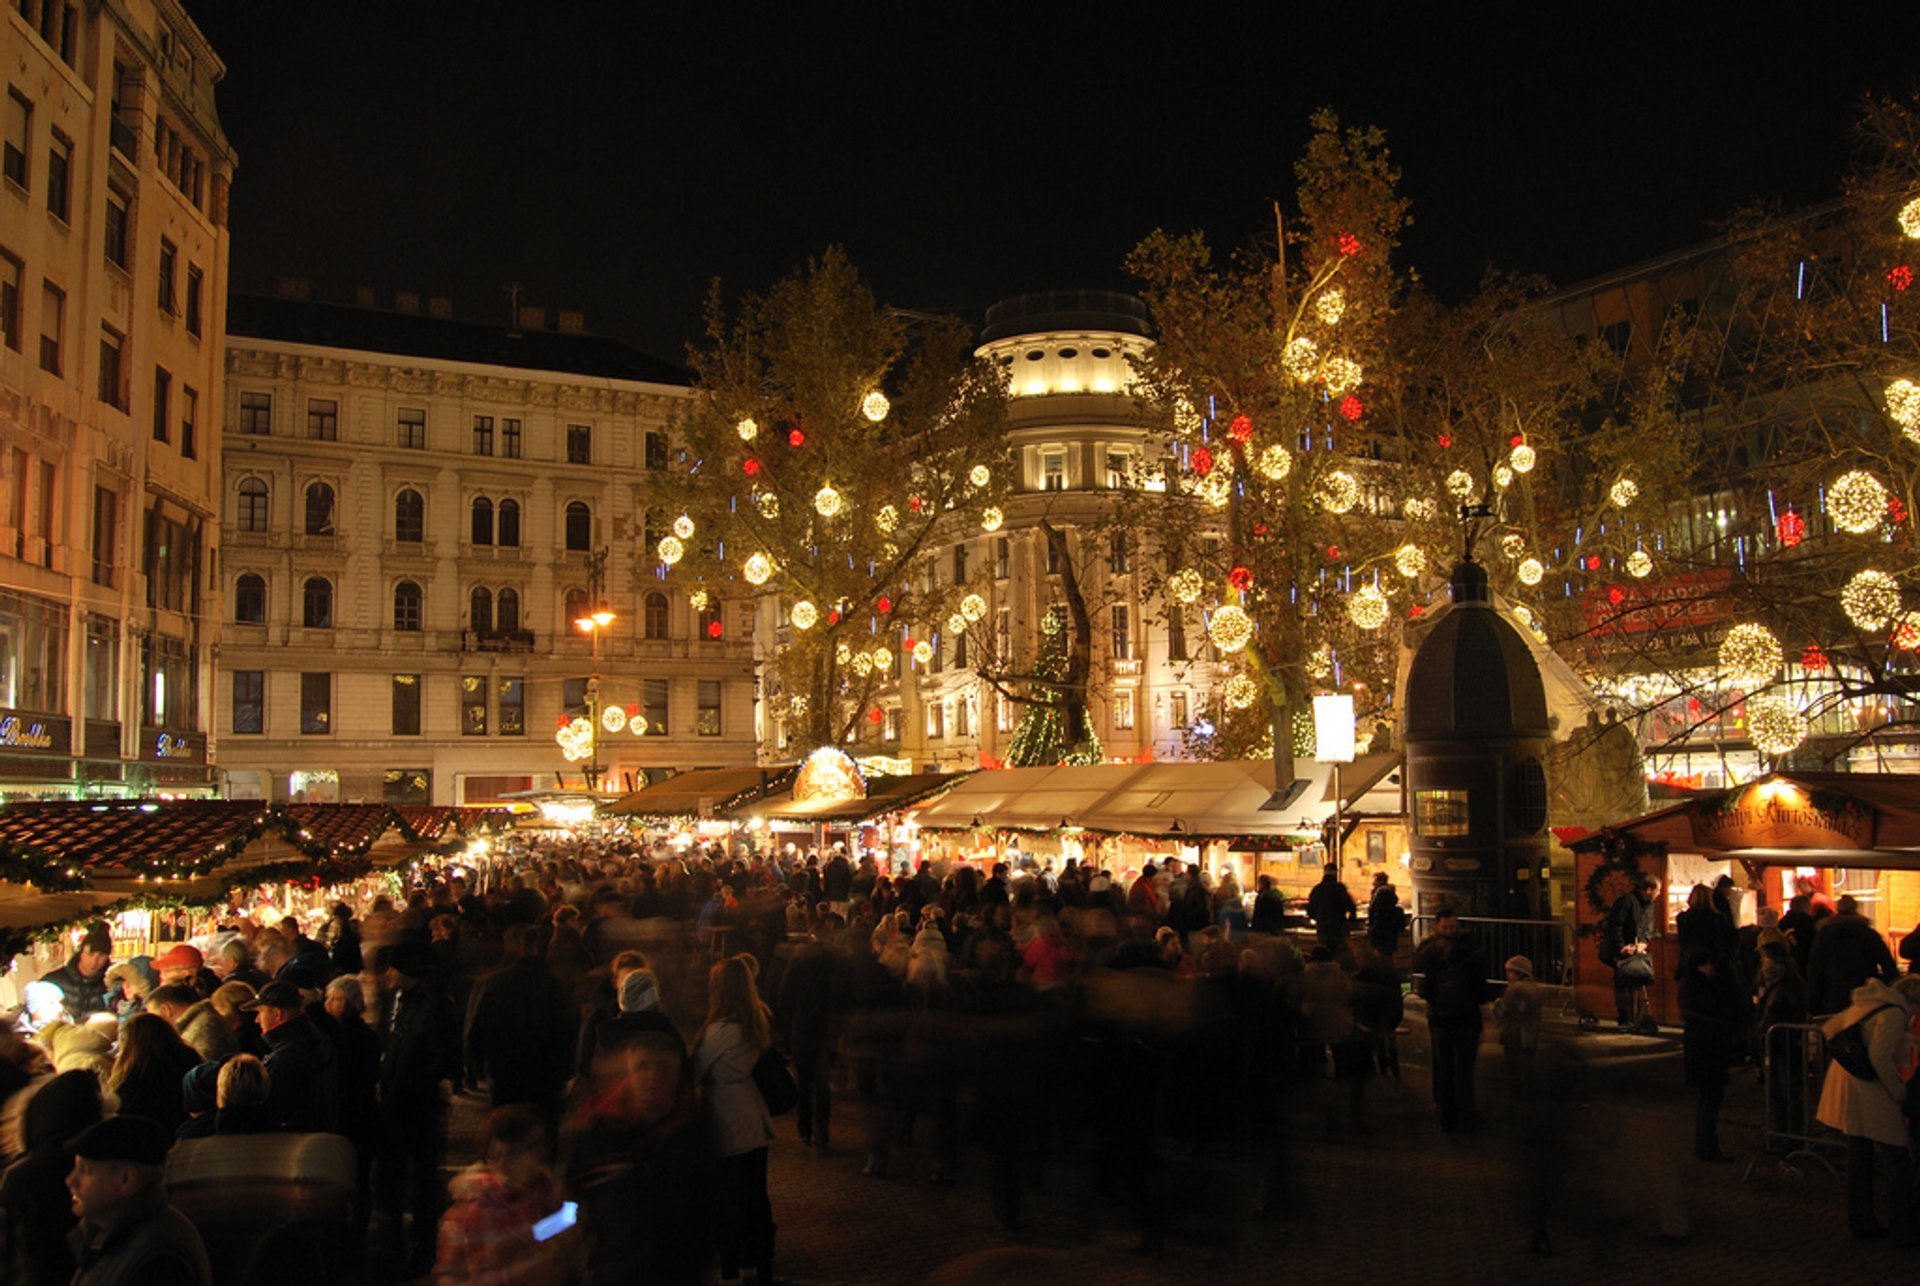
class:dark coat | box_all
[0,1071,102,1286]
[1307,877,1356,938]
[1680,967,1735,1088]
[261,1010,340,1133]
[42,956,112,1022]
[1674,906,1738,974]
[1805,913,1898,1015]
[1418,934,1491,1030]
[66,1177,211,1286]
[464,957,577,1104]
[379,981,459,1111]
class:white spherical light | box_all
[756,492,779,519]
[736,417,759,442]
[1609,478,1639,509]
[1718,622,1783,689]
[1282,337,1319,382]
[1256,444,1293,481]
[1223,674,1259,709]
[911,640,933,665]
[1445,469,1475,500]
[1843,569,1902,630]
[1900,197,1920,240]
[656,536,684,565]
[961,592,988,622]
[1626,549,1653,579]
[1500,533,1527,561]
[742,552,775,586]
[1517,557,1545,586]
[1886,378,1920,438]
[1829,470,1889,534]
[790,600,818,630]
[969,464,991,488]
[1510,444,1537,474]
[600,705,628,734]
[1168,568,1203,605]
[1317,469,1360,514]
[1314,289,1346,325]
[1208,604,1254,654]
[1320,356,1363,396]
[813,485,843,518]
[875,503,899,534]
[1493,464,1514,488]
[1747,696,1808,757]
[981,507,1004,533]
[1348,584,1389,630]
[672,514,696,540]
[861,391,890,422]
[1395,544,1426,578]
[1403,497,1436,521]
[871,647,894,673]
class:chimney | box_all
[557,310,586,334]
[354,285,376,308]
[518,305,546,331]
[428,296,453,319]
[395,291,421,314]
[276,277,312,301]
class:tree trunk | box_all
[1042,521,1095,753]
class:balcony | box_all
[1112,658,1141,678]
[462,629,535,653]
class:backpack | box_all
[1828,1003,1899,1082]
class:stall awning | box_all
[602,766,796,819]
[750,772,973,825]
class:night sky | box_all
[182,2,1920,364]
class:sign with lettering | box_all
[142,730,206,764]
[0,710,69,755]
[1688,783,1874,851]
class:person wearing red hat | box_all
[149,946,217,1000]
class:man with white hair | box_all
[64,1114,210,1284]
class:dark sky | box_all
[182,2,1920,364]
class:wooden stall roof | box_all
[749,772,973,824]
[603,766,797,818]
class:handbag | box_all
[751,1044,798,1116]
[1614,952,1654,985]
[1828,1004,1898,1081]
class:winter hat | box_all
[180,1061,221,1115]
[1504,955,1534,979]
[618,968,661,1014]
[152,944,204,973]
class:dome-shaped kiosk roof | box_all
[1404,560,1550,740]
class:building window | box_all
[90,486,116,586]
[927,701,946,738]
[641,431,666,471]
[472,415,493,455]
[0,249,19,351]
[563,589,589,633]
[306,398,338,441]
[931,634,944,674]
[157,238,177,313]
[567,424,592,464]
[644,591,669,640]
[1170,690,1188,730]
[3,90,28,189]
[179,386,197,458]
[234,573,266,623]
[1106,451,1132,489]
[1414,789,1471,838]
[497,588,521,632]
[1113,690,1135,730]
[954,631,969,669]
[953,543,968,583]
[304,482,335,535]
[232,670,264,734]
[393,580,422,631]
[997,536,1010,579]
[461,676,488,735]
[642,678,668,735]
[97,327,125,409]
[397,406,426,449]
[299,672,331,734]
[185,265,203,337]
[103,187,130,270]
[497,499,520,547]
[502,418,522,458]
[240,391,272,434]
[698,604,721,641]
[562,677,589,717]
[1112,605,1132,659]
[144,505,198,612]
[697,680,721,736]
[1109,532,1129,574]
[151,366,171,442]
[236,479,268,533]
[564,501,592,551]
[46,131,70,222]
[1168,609,1188,662]
[997,693,1013,732]
[470,496,493,546]
[498,677,525,735]
[394,489,424,542]
[392,674,421,736]
[957,696,975,737]
[302,577,333,629]
[469,586,493,634]
[38,280,61,375]
[1046,534,1063,575]
[996,608,1009,662]
[1042,448,1067,491]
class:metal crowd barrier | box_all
[1408,915,1572,986]
[1744,1020,1841,1181]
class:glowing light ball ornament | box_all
[1320,356,1363,395]
[1228,565,1253,592]
[1609,478,1639,509]
[656,536,684,565]
[960,593,988,622]
[1500,533,1527,560]
[1168,569,1203,604]
[1314,289,1347,324]
[629,714,648,737]
[835,642,852,665]
[1338,395,1364,422]
[1896,611,1920,652]
[981,506,1004,533]
[1843,569,1903,630]
[947,614,966,636]
[1885,379,1920,438]
[1626,549,1653,578]
[1747,696,1809,757]
[1395,544,1427,578]
[1510,444,1536,474]
[969,464,991,488]
[689,588,710,612]
[1801,643,1829,671]
[813,485,843,518]
[1223,674,1259,710]
[862,391,890,422]
[1777,509,1805,547]
[1228,415,1253,444]
[790,600,818,630]
[1493,465,1514,488]
[735,417,759,442]
[601,705,627,734]
[1829,470,1889,533]
[1283,337,1320,382]
[1208,604,1254,654]
[1197,467,1233,508]
[1900,197,1920,239]
[850,651,873,676]
[911,641,933,665]
[742,552,775,586]
[871,647,894,674]
[875,504,899,534]
[1256,444,1293,481]
[1317,470,1360,514]
[1172,398,1202,433]
[1348,584,1389,630]
[671,514,695,540]
[756,492,779,518]
[1306,645,1334,680]
[1191,446,1215,476]
[1445,469,1475,500]
[1718,622,1783,688]
[1404,497,1436,521]
[1517,557,1545,586]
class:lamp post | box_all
[574,548,615,792]
[1313,692,1356,877]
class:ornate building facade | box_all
[0,0,233,795]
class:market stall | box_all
[740,769,970,866]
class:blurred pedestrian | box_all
[1419,918,1489,1131]
[1678,948,1735,1162]
[1495,955,1544,1102]
[693,955,778,1285]
[1815,972,1918,1242]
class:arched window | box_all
[469,586,494,634]
[470,496,494,546]
[393,580,423,632]
[564,501,592,551]
[303,482,335,536]
[497,499,521,548]
[644,591,669,640]
[394,489,424,542]
[234,573,266,624]
[237,479,269,533]
[497,588,521,633]
[303,576,333,629]
[563,588,590,633]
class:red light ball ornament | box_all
[1607,586,1625,605]
[743,458,761,477]
[876,596,892,614]
[707,620,724,639]
[1687,698,1702,715]
[1336,231,1361,257]
[827,609,841,625]
[1891,265,1914,292]
[1192,447,1215,476]
[1253,521,1269,536]
[909,496,923,513]
[1338,395,1364,422]
[1584,555,1601,571]
[1410,604,1424,618]
[1326,546,1341,560]
[788,428,805,448]
[868,707,885,724]
[1437,433,1453,448]
[1777,509,1805,547]
[1891,496,1909,524]
[1510,434,1525,448]
[1801,643,1828,671]
[1229,415,1253,443]
[626,702,641,718]
[1228,565,1253,591]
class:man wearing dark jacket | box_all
[1307,864,1357,950]
[248,982,339,1133]
[42,927,114,1022]
[464,925,578,1135]
[64,1116,210,1285]
[1806,895,1898,1015]
[1419,928,1491,1131]
[375,942,459,1274]
[823,850,853,917]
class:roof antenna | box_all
[504,282,523,333]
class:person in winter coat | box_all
[1678,948,1737,1161]
[692,954,777,1286]
[0,1069,103,1286]
[1806,896,1898,1015]
[41,927,114,1022]
[1307,865,1357,952]
[1366,873,1405,958]
[464,925,578,1139]
[435,1106,574,1286]
[1494,955,1545,1101]
[106,1014,203,1136]
[174,999,240,1067]
[1753,940,1811,1140]
[1250,875,1287,936]
[1816,974,1920,1243]
[1419,925,1491,1131]
[1674,884,1737,976]
[247,981,339,1133]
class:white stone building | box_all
[0,0,233,795]
[217,291,758,804]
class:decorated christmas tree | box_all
[1006,606,1103,766]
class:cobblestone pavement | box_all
[431,1003,1912,1284]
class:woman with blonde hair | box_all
[693,953,776,1285]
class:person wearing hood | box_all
[1816,973,1920,1243]
[0,1069,103,1285]
[1807,895,1898,1016]
[590,968,682,1062]
[247,982,339,1133]
[102,961,152,1022]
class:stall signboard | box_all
[1687,783,1873,851]
[140,729,207,764]
[0,708,67,754]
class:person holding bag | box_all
[693,953,778,1284]
[1602,878,1659,1032]
[1815,973,1920,1243]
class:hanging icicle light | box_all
[1829,469,1889,533]
[1348,584,1389,630]
[813,485,843,518]
[1626,548,1653,578]
[1747,695,1809,757]
[1445,469,1475,500]
[1609,478,1639,509]
[1282,336,1320,382]
[1169,568,1204,604]
[1314,289,1347,325]
[1208,604,1254,653]
[960,593,988,622]
[1223,674,1259,709]
[656,535,684,565]
[862,391,890,422]
[1843,568,1902,630]
[1317,470,1360,514]
[1510,443,1537,474]
[1395,543,1427,578]
[790,600,818,630]
[1718,622,1783,688]
[1517,557,1545,586]
[1257,444,1293,481]
[742,552,775,586]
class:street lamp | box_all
[572,549,614,792]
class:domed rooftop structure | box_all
[1405,560,1549,740]
[980,290,1152,343]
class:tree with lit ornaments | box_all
[1006,606,1104,766]
[657,250,1011,753]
